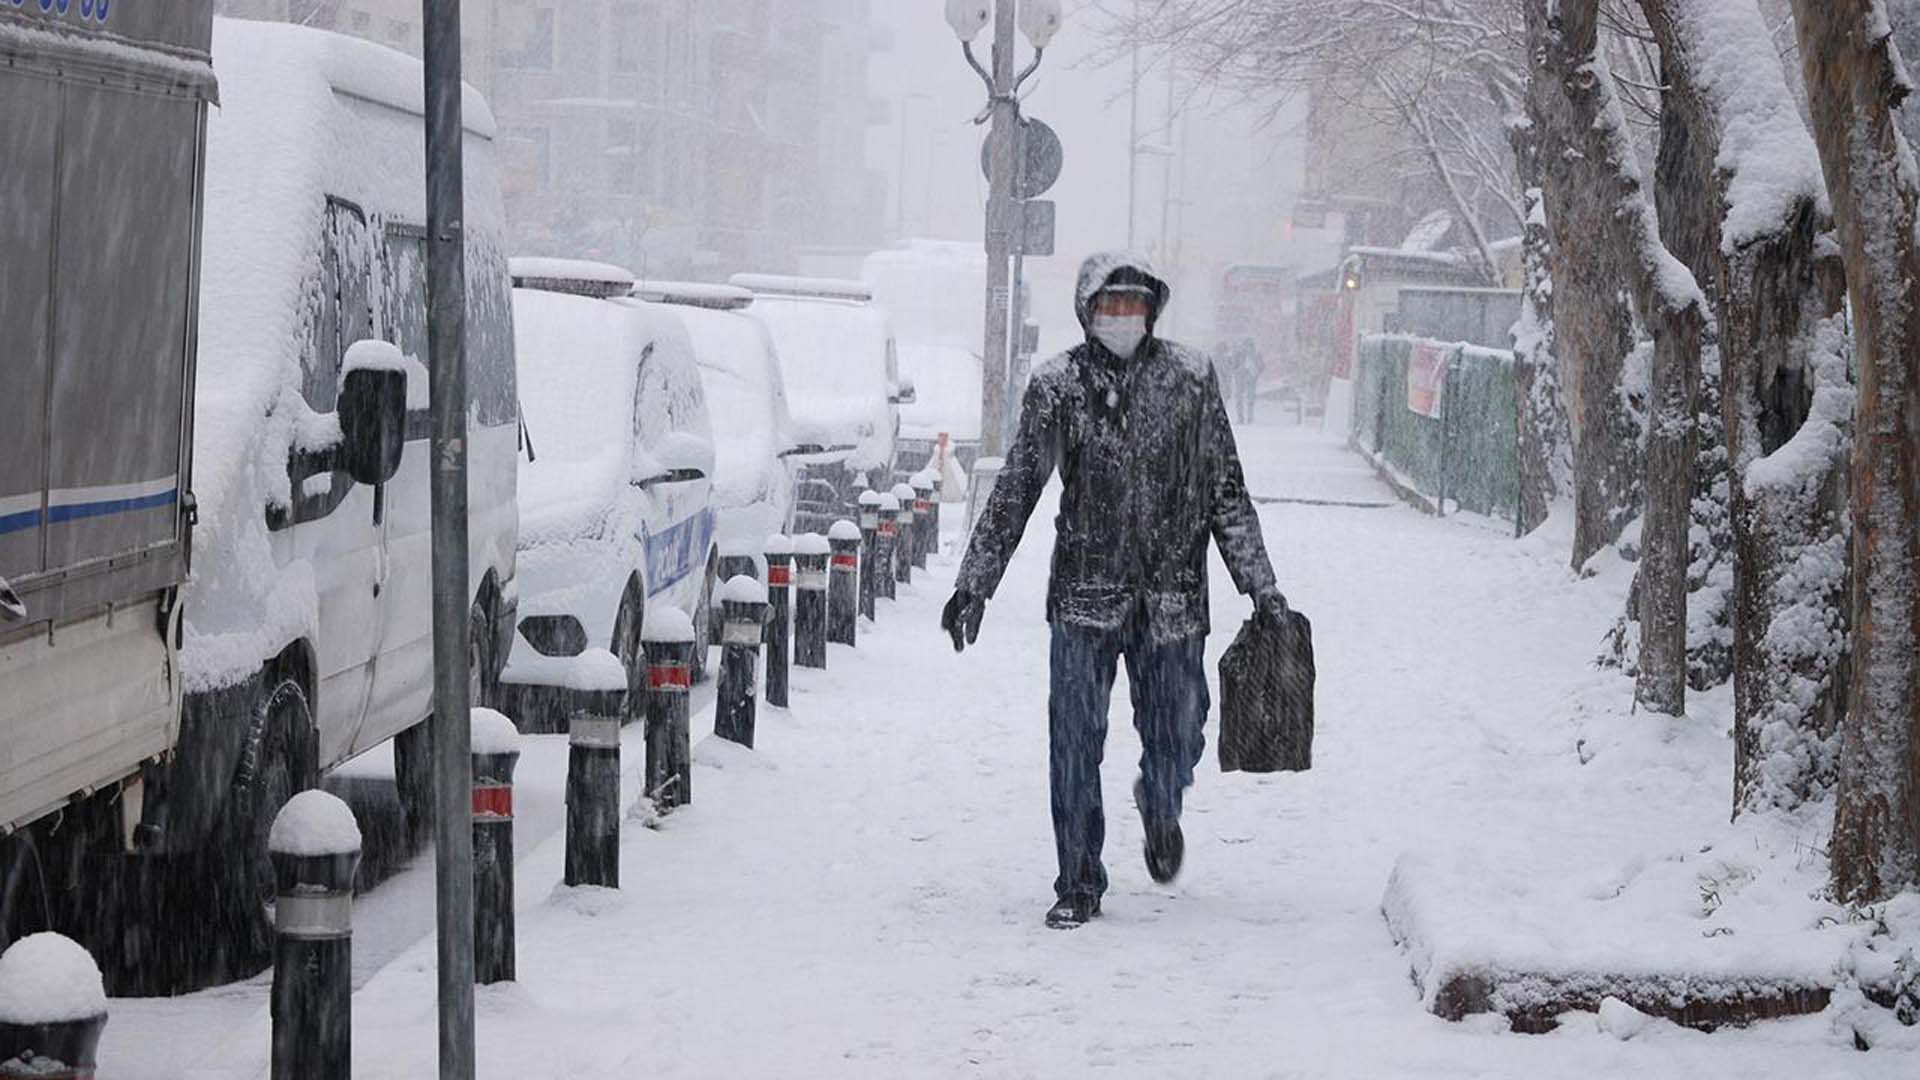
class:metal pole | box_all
[1127,0,1141,251]
[422,3,474,1076]
[980,0,1018,456]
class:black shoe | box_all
[1045,894,1101,929]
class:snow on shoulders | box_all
[471,707,523,756]
[828,520,862,542]
[721,575,768,604]
[0,933,107,1025]
[268,789,363,856]
[794,533,832,556]
[763,533,794,555]
[641,607,697,643]
[343,339,406,374]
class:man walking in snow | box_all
[941,252,1287,929]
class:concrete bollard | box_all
[827,520,861,646]
[266,790,361,1080]
[565,708,621,889]
[874,494,899,601]
[891,482,918,585]
[763,534,793,708]
[929,469,944,541]
[910,471,936,568]
[0,933,110,1080]
[715,575,769,747]
[641,609,696,809]
[472,708,521,985]
[793,533,830,669]
[857,490,884,620]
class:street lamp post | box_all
[947,0,1062,458]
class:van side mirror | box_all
[889,379,917,406]
[339,342,408,486]
[633,431,714,488]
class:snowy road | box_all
[115,419,1905,1078]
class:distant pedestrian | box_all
[941,252,1288,929]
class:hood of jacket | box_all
[1073,251,1172,334]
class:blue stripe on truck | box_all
[0,488,177,536]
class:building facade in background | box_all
[215,0,887,279]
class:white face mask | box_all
[1091,313,1148,358]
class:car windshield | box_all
[745,296,889,419]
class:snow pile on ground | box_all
[267,789,363,857]
[0,933,107,1024]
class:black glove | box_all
[941,589,986,653]
[1253,587,1291,624]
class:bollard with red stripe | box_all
[763,534,793,708]
[471,708,521,984]
[267,790,360,1080]
[873,494,899,601]
[792,533,830,668]
[715,575,769,747]
[890,482,919,585]
[0,934,110,1080]
[827,519,861,647]
[641,609,696,809]
[910,471,936,569]
[565,706,621,889]
[856,490,884,620]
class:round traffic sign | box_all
[981,117,1064,200]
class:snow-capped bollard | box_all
[471,708,520,985]
[641,609,696,809]
[891,482,919,584]
[266,790,361,1080]
[763,534,794,709]
[857,490,884,620]
[874,494,900,601]
[0,933,109,1080]
[911,471,936,568]
[793,533,830,669]
[565,707,621,889]
[715,575,769,748]
[827,520,862,647]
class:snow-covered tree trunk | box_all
[1788,0,1920,901]
[1525,0,1646,571]
[1639,0,1851,810]
[1540,0,1709,715]
[1507,108,1570,534]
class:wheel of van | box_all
[0,834,50,955]
[224,676,317,958]
[689,558,716,684]
[612,578,646,723]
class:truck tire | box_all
[224,676,317,959]
[0,834,49,954]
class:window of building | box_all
[499,5,555,71]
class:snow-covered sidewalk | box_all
[154,421,1910,1077]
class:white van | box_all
[504,264,719,732]
[729,274,908,533]
[139,19,520,945]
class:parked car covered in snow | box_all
[728,274,910,532]
[504,262,719,732]
[895,344,984,477]
[144,18,520,952]
[628,280,799,582]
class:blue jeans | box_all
[1049,606,1209,902]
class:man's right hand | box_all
[941,589,985,653]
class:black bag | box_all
[1217,608,1315,772]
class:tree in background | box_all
[1789,0,1920,902]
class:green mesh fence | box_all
[1351,335,1521,522]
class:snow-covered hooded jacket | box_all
[957,252,1277,641]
